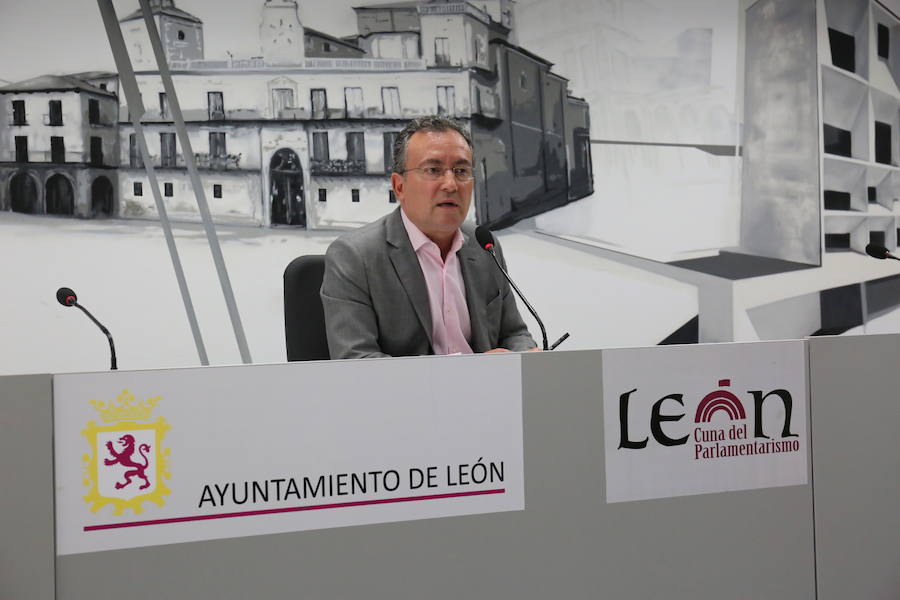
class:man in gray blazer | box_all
[321,116,536,359]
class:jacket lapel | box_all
[458,239,490,353]
[385,209,433,348]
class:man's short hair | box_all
[391,115,474,174]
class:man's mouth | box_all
[437,201,458,208]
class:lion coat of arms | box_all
[82,390,171,515]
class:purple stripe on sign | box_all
[84,488,506,532]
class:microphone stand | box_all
[72,301,118,370]
[483,247,569,351]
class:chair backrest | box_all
[283,254,330,361]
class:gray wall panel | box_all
[808,333,900,600]
[0,374,55,600]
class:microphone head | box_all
[56,287,77,307]
[475,225,495,250]
[866,243,890,259]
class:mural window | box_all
[272,88,294,116]
[383,131,399,172]
[381,87,401,116]
[437,86,456,116]
[164,182,173,197]
[209,132,227,158]
[876,121,892,164]
[160,132,176,167]
[90,137,103,166]
[324,42,332,52]
[14,136,28,162]
[134,181,143,196]
[50,137,65,163]
[346,132,365,163]
[435,37,450,66]
[878,24,890,59]
[48,100,63,126]
[312,132,329,161]
[129,134,144,168]
[213,184,222,198]
[99,83,107,90]
[318,188,327,202]
[12,100,26,125]
[389,189,396,203]
[88,99,100,125]
[344,87,364,118]
[208,91,224,120]
[159,92,169,119]
[519,71,528,91]
[177,30,186,41]
[311,89,327,119]
[352,188,360,203]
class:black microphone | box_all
[474,226,569,351]
[865,243,900,261]
[56,287,118,370]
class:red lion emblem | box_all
[104,434,151,490]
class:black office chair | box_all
[283,255,330,361]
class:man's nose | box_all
[439,169,458,191]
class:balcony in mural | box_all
[166,57,426,72]
[194,153,241,169]
[418,2,492,25]
[0,150,97,164]
[129,153,242,170]
[310,159,366,176]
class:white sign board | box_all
[602,341,808,503]
[54,354,524,555]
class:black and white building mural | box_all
[0,0,593,230]
[5,0,900,377]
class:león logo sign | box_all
[617,379,801,460]
[81,390,172,515]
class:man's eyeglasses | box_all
[401,166,475,182]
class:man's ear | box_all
[391,172,404,203]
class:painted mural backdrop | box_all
[3,0,900,377]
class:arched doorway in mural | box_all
[91,176,114,218]
[46,174,75,216]
[269,148,305,227]
[10,172,40,214]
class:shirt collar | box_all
[400,208,465,256]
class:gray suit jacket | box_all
[321,208,536,359]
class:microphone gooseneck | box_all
[56,287,118,370]
[474,226,567,352]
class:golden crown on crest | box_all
[89,390,160,423]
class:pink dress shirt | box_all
[400,209,473,355]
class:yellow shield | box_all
[81,390,171,515]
